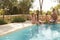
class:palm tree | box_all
[39,0,43,15]
[36,0,43,23]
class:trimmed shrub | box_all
[27,18,30,20]
[11,17,26,23]
[0,19,7,25]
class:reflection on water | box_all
[30,24,60,40]
[0,24,60,40]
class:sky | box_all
[30,0,58,12]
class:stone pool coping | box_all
[0,23,33,36]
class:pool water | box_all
[0,24,60,40]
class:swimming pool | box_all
[0,24,60,40]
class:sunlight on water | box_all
[0,24,60,40]
[30,24,60,40]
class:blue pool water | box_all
[0,24,60,40]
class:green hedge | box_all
[0,19,7,25]
[11,17,26,23]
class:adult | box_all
[50,8,58,23]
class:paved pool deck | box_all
[0,22,33,36]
